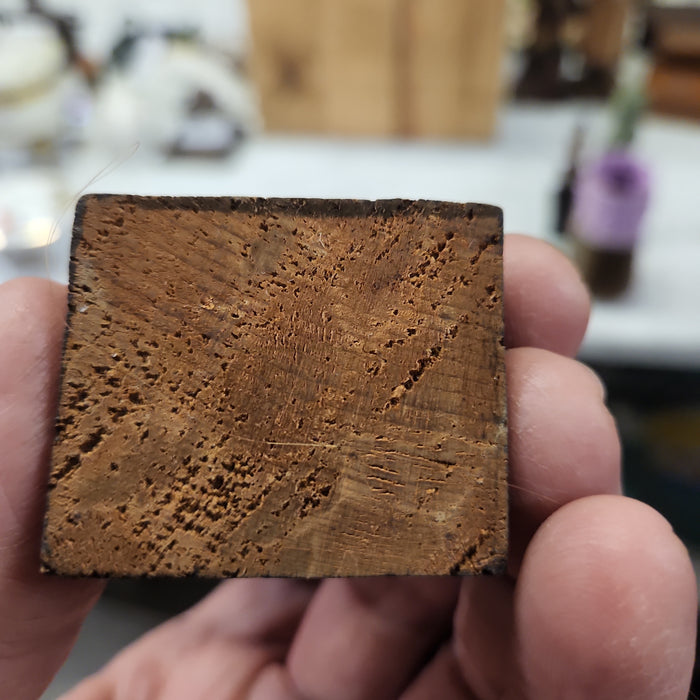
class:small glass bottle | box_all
[571,150,650,298]
[571,81,649,298]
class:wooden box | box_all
[247,0,506,139]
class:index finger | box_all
[0,277,104,700]
[504,234,590,356]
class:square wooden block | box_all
[41,196,507,578]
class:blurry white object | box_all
[0,170,64,254]
[0,14,74,152]
[88,36,259,152]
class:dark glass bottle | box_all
[554,125,584,236]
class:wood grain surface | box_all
[41,196,507,578]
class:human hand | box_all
[0,235,696,700]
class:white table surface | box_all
[2,103,699,369]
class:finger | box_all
[504,234,590,356]
[179,578,318,645]
[399,643,477,700]
[64,578,316,699]
[246,663,306,700]
[506,346,621,571]
[287,577,460,700]
[515,496,698,700]
[66,641,276,700]
[445,347,622,697]
[452,576,517,699]
[0,278,104,700]
[452,496,697,700]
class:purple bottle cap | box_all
[572,151,651,251]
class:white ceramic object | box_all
[0,15,71,150]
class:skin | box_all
[0,234,696,700]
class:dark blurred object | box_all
[590,362,700,545]
[516,0,633,100]
[649,59,700,120]
[516,0,571,99]
[106,579,217,616]
[248,0,506,139]
[574,241,634,295]
[554,124,584,235]
[649,3,700,59]
[647,5,700,120]
[169,89,246,158]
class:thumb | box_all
[0,278,104,700]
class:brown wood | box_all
[581,0,632,71]
[649,58,700,121]
[650,6,700,61]
[322,0,401,137]
[247,0,506,139]
[41,196,508,578]
[407,0,506,139]
[247,0,326,133]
